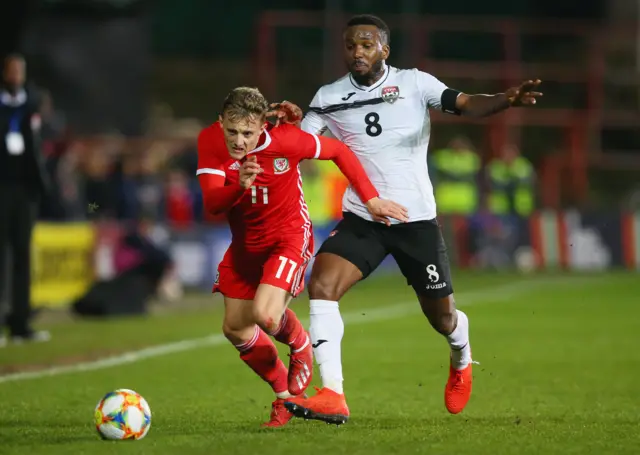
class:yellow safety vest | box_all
[487,157,535,216]
[302,172,331,224]
[432,148,480,215]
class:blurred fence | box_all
[30,210,640,308]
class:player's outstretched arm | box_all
[322,136,409,225]
[456,79,543,117]
[292,128,409,225]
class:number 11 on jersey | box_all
[251,186,268,204]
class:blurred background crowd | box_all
[8,0,640,228]
[1,0,639,317]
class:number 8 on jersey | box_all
[364,112,382,137]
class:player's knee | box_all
[308,274,344,301]
[428,308,456,335]
[420,296,457,335]
[252,306,282,335]
[222,322,250,345]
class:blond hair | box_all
[221,87,269,122]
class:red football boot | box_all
[285,387,349,425]
[445,357,474,414]
[261,398,293,428]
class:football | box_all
[94,389,152,440]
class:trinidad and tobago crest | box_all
[381,86,401,104]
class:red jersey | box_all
[196,122,378,251]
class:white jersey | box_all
[301,64,451,223]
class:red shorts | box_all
[213,236,314,300]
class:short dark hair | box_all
[221,87,269,122]
[346,14,390,46]
[3,53,25,69]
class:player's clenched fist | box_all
[239,155,263,189]
[365,197,409,226]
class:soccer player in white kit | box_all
[273,14,542,424]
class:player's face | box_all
[343,25,389,79]
[3,58,25,90]
[220,114,266,160]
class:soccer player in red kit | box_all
[196,87,408,428]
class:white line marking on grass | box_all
[0,276,595,384]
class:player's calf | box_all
[253,284,313,395]
[270,308,313,396]
[235,325,290,398]
[418,294,474,414]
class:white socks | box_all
[447,310,472,370]
[309,299,344,394]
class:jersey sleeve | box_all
[275,124,378,203]
[196,126,226,179]
[196,126,246,215]
[301,88,328,135]
[416,70,450,110]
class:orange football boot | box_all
[445,357,474,414]
[287,333,313,396]
[285,387,349,425]
[261,398,293,428]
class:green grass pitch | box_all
[0,270,638,454]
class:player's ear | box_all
[382,44,390,61]
[218,114,223,123]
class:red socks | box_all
[236,326,288,394]
[269,308,308,352]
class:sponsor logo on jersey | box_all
[228,161,240,170]
[341,92,356,101]
[381,86,400,104]
[273,157,290,174]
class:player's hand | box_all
[267,101,303,127]
[239,155,263,189]
[365,197,409,226]
[506,79,543,107]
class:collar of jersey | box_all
[247,129,272,155]
[348,62,389,92]
[0,89,27,107]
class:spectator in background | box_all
[484,143,536,267]
[55,139,85,219]
[73,216,182,317]
[164,167,195,228]
[135,147,163,221]
[83,146,117,219]
[115,152,141,220]
[486,143,536,217]
[38,89,68,220]
[0,54,50,345]
[431,136,481,216]
[115,217,182,302]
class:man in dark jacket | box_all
[0,53,51,346]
